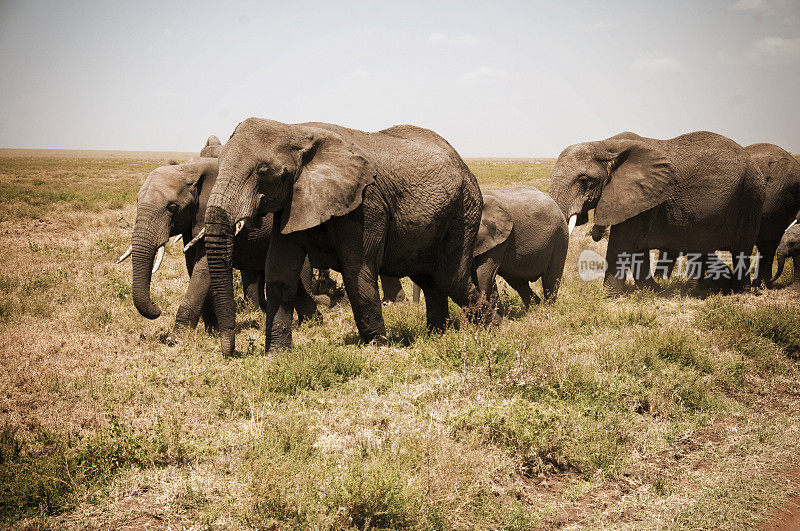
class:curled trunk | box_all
[131,206,170,319]
[204,205,236,356]
[771,248,788,284]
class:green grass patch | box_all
[0,414,189,525]
[701,300,800,360]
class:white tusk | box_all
[170,234,182,245]
[235,219,246,236]
[116,245,133,264]
[152,245,165,274]
[786,220,797,232]
[183,228,205,252]
[568,215,577,236]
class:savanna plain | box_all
[1,151,800,529]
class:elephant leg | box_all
[730,249,753,293]
[340,261,386,344]
[380,275,406,303]
[653,250,668,280]
[263,235,306,353]
[603,233,628,297]
[542,241,566,302]
[412,283,421,303]
[684,253,708,293]
[169,255,211,344]
[654,250,678,280]
[634,250,660,291]
[411,274,448,333]
[330,213,388,345]
[240,269,262,309]
[435,219,490,326]
[201,292,218,334]
[295,257,321,323]
[755,242,777,288]
[504,277,536,307]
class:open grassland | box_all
[1,153,800,529]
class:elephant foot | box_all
[367,334,388,347]
[265,326,293,354]
[164,324,190,346]
[603,275,627,298]
[220,329,236,357]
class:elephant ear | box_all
[180,159,219,238]
[474,194,513,256]
[594,139,678,226]
[280,129,376,234]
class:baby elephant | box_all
[771,222,800,288]
[120,157,319,344]
[473,186,569,318]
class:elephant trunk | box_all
[205,204,236,356]
[131,206,170,319]
[771,247,788,284]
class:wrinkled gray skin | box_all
[550,131,765,295]
[204,118,488,356]
[655,143,800,288]
[771,221,800,287]
[747,143,800,286]
[130,156,318,345]
[473,186,568,319]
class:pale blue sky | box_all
[1,0,799,156]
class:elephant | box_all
[746,143,800,286]
[654,143,800,287]
[771,220,800,287]
[120,156,319,344]
[199,135,223,158]
[472,186,568,317]
[203,118,491,356]
[549,131,765,295]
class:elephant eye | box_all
[578,174,592,187]
[256,164,270,175]
[167,202,180,213]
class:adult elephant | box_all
[654,143,800,287]
[121,157,319,345]
[473,186,568,318]
[204,118,489,356]
[746,143,800,286]
[550,131,765,295]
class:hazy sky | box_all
[1,0,799,156]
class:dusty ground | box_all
[1,152,800,529]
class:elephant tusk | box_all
[235,219,246,236]
[116,244,133,264]
[170,234,182,245]
[568,215,577,236]
[152,245,166,274]
[786,220,797,232]
[183,228,205,252]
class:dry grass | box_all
[1,153,799,529]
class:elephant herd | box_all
[117,119,800,356]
